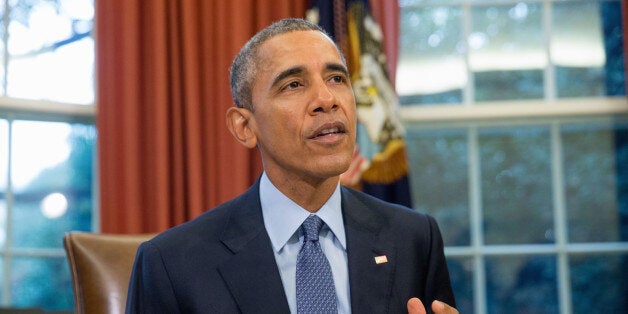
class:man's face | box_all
[248,30,356,183]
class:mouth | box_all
[308,122,347,140]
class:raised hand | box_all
[407,297,458,314]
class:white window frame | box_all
[401,98,628,314]
[398,0,628,313]
[0,87,97,308]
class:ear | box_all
[226,107,258,149]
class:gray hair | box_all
[229,18,342,110]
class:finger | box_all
[431,300,459,314]
[407,297,427,314]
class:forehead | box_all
[256,30,344,70]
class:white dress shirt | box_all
[260,172,351,314]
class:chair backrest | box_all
[63,232,155,314]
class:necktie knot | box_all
[302,214,324,242]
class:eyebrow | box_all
[271,66,305,89]
[270,62,350,89]
[326,62,350,77]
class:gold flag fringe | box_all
[361,139,409,184]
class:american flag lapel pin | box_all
[374,255,388,264]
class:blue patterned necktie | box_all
[296,214,338,313]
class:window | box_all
[398,0,627,313]
[0,0,94,311]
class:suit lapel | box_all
[214,183,398,313]
[342,188,397,313]
[216,181,290,314]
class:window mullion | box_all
[462,1,474,105]
[551,122,572,314]
[543,0,556,101]
[2,0,8,95]
[468,126,487,314]
[2,116,12,307]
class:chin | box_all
[315,157,352,178]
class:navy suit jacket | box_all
[126,180,455,313]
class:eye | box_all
[329,75,347,84]
[283,81,302,91]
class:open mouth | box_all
[317,126,342,137]
[309,122,346,139]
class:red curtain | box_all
[369,0,399,86]
[97,1,308,233]
[96,0,398,234]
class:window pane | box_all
[0,119,6,189]
[11,121,94,248]
[8,0,94,104]
[398,5,464,105]
[0,259,3,302]
[570,253,627,313]
[486,255,558,314]
[471,3,544,101]
[480,126,553,245]
[563,120,628,243]
[11,256,73,310]
[553,1,607,98]
[0,119,7,248]
[406,129,470,246]
[0,199,5,248]
[0,2,5,95]
[599,1,627,96]
[446,257,474,314]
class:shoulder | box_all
[341,186,434,226]
[340,186,445,245]
[147,182,262,251]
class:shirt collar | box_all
[260,172,346,252]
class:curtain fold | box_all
[369,0,399,86]
[97,0,308,233]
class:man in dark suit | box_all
[126,18,457,314]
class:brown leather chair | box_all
[63,232,155,314]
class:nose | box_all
[308,79,339,114]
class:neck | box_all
[265,171,339,213]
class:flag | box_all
[308,0,412,207]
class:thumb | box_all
[407,297,427,314]
[432,300,459,314]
